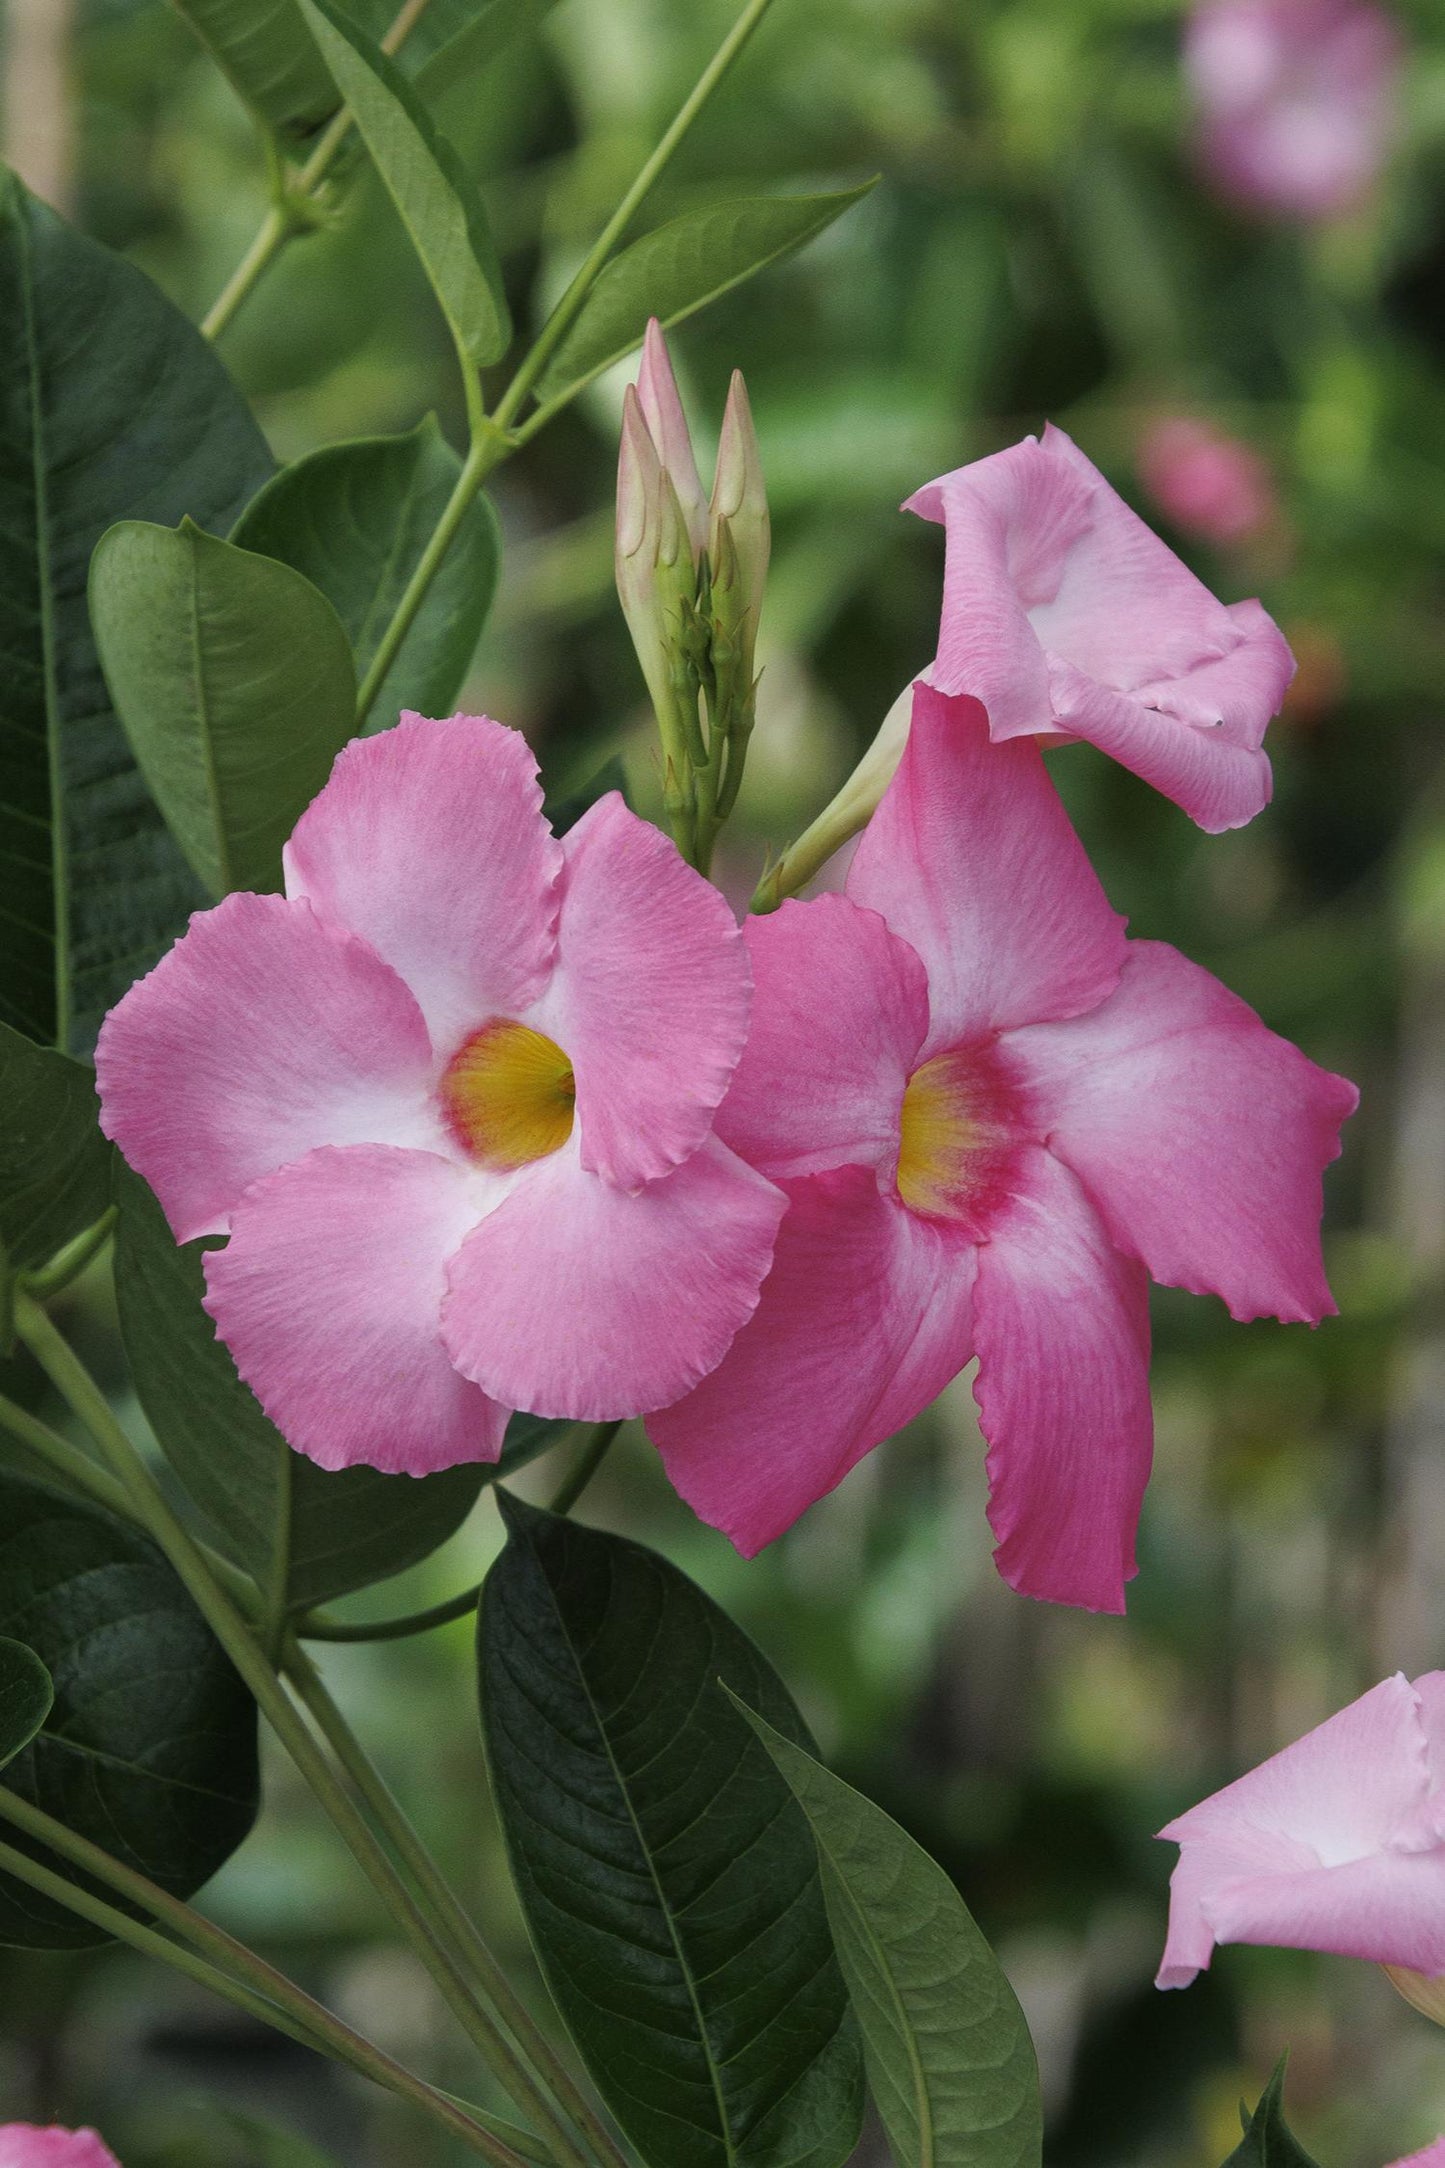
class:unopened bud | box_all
[752,681,914,913]
[709,370,769,648]
[637,318,707,563]
[615,385,700,754]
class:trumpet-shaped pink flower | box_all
[649,685,1355,1611]
[907,424,1295,832]
[1158,1671,1445,1987]
[97,714,783,1474]
[0,2133,120,2168]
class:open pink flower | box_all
[649,684,1355,1611]
[97,714,783,1474]
[0,2133,120,2168]
[1157,1671,1445,1987]
[907,423,1295,832]
[1138,416,1278,547]
[1186,0,1401,222]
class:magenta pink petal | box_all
[847,683,1126,1050]
[523,793,752,1190]
[714,895,929,1181]
[0,2135,121,2168]
[284,713,562,1061]
[972,1147,1152,1613]
[648,1165,975,1556]
[203,1144,507,1475]
[96,892,442,1243]
[1005,940,1357,1323]
[1044,660,1275,835]
[441,1136,784,1421]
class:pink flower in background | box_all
[1138,417,1278,547]
[1157,1671,1445,1987]
[1185,0,1402,221]
[649,684,1356,1612]
[97,714,783,1474]
[0,2132,120,2168]
[908,425,1294,833]
[1392,2148,1445,2167]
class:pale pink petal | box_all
[283,712,562,1060]
[972,1148,1152,1613]
[1415,1671,1445,1789]
[847,683,1126,1050]
[522,793,752,1191]
[96,893,442,1243]
[1043,659,1275,836]
[1157,1821,1320,1987]
[0,2134,121,2168]
[441,1136,784,1420]
[1201,1850,1445,1976]
[648,1166,975,1554]
[1004,940,1358,1324]
[714,896,929,1181]
[1390,2142,1445,2167]
[203,1145,507,1476]
[636,318,707,557]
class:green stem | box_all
[298,1579,485,1641]
[17,1207,117,1300]
[0,1392,144,1522]
[200,202,291,343]
[548,1421,623,1517]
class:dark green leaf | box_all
[112,1160,486,1610]
[0,169,274,1052]
[542,754,629,838]
[533,184,878,406]
[90,518,357,898]
[478,1499,864,2168]
[0,1472,259,1948]
[231,419,499,729]
[732,1697,1043,2168]
[0,1021,111,1282]
[1222,2061,1323,2168]
[296,0,510,364]
[169,0,339,140]
[0,1639,52,1769]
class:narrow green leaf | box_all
[231,419,499,729]
[478,1499,865,2168]
[0,1472,259,1948]
[169,0,340,140]
[533,183,878,406]
[0,1640,52,1770]
[0,1021,111,1284]
[733,1695,1043,2168]
[0,169,274,1051]
[112,1160,486,1611]
[296,0,511,364]
[1222,2061,1323,2168]
[90,519,356,898]
[413,0,561,101]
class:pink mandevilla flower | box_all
[1157,1671,1445,1988]
[648,684,1356,1613]
[1185,0,1402,222]
[0,2132,121,2168]
[1138,416,1277,548]
[907,424,1295,833]
[96,714,784,1474]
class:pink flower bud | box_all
[636,318,707,562]
[1138,416,1277,545]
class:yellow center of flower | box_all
[439,1019,576,1171]
[895,1047,1021,1230]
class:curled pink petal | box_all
[0,2132,122,2168]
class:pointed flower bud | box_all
[615,384,702,771]
[637,318,708,563]
[708,369,770,648]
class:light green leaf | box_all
[533,182,878,406]
[0,1639,52,1771]
[89,518,357,899]
[231,418,499,728]
[296,0,510,364]
[732,1695,1043,2168]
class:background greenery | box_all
[2,0,1442,2157]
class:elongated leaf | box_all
[0,1639,52,1770]
[170,0,339,140]
[479,1499,864,2168]
[90,519,356,899]
[0,1021,111,1278]
[1223,2062,1323,2168]
[533,183,878,406]
[0,170,274,1052]
[297,0,510,364]
[231,419,499,729]
[733,1698,1042,2168]
[0,1472,259,1948]
[413,0,560,100]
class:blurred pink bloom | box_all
[649,685,1356,1612]
[908,425,1295,833]
[1392,2147,1445,2167]
[1185,0,1402,220]
[1138,417,1278,546]
[97,714,783,1473]
[0,2132,120,2168]
[1158,1671,1445,1988]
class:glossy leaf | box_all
[478,1498,864,2168]
[0,1472,259,1948]
[0,170,273,1051]
[296,0,511,365]
[0,1639,52,1770]
[533,183,878,405]
[90,519,357,899]
[0,1022,111,1283]
[1222,2062,1323,2168]
[112,1161,486,1611]
[733,1697,1043,2168]
[231,419,499,729]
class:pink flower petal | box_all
[441,1136,784,1420]
[1391,2143,1445,2168]
[96,892,441,1243]
[973,1147,1152,1613]
[847,683,1127,1050]
[284,713,562,1061]
[1005,940,1357,1323]
[714,895,930,1181]
[648,1165,975,1555]
[1044,657,1275,835]
[0,2133,121,2168]
[203,1144,506,1475]
[523,793,752,1191]
[1203,1849,1445,1976]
